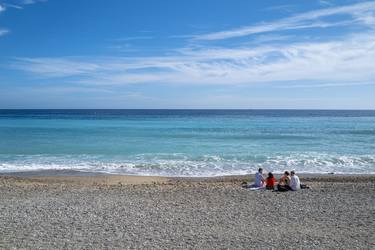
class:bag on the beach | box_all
[300,184,310,189]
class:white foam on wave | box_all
[0,153,374,176]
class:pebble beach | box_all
[0,173,374,249]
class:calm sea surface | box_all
[0,110,374,176]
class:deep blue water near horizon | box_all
[0,109,374,176]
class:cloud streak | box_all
[22,0,47,5]
[12,32,375,87]
[0,4,8,36]
[0,29,9,36]
[9,1,375,89]
[0,0,47,38]
[194,1,375,40]
[3,3,23,9]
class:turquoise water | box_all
[0,110,374,176]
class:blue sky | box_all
[0,0,375,109]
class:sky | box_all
[0,0,375,109]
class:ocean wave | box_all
[0,153,374,176]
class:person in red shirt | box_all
[265,172,277,190]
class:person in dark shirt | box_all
[277,171,292,192]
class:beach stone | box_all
[0,178,374,249]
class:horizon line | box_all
[1,108,375,111]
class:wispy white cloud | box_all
[12,31,375,87]
[1,0,46,8]
[12,57,102,77]
[0,4,8,36]
[246,34,294,44]
[9,1,375,89]
[194,1,375,40]
[0,29,9,36]
[0,4,6,12]
[4,3,23,9]
[0,0,47,38]
[318,0,334,7]
[22,0,47,5]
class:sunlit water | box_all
[0,110,374,176]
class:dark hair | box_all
[258,168,263,172]
[291,170,295,175]
[284,171,290,176]
[268,172,273,178]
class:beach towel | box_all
[242,184,265,190]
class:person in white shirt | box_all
[254,168,265,187]
[290,170,301,191]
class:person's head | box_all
[258,168,263,173]
[268,172,273,178]
[284,171,290,176]
[291,170,295,176]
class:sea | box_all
[0,109,374,176]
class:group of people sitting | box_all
[249,168,307,191]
